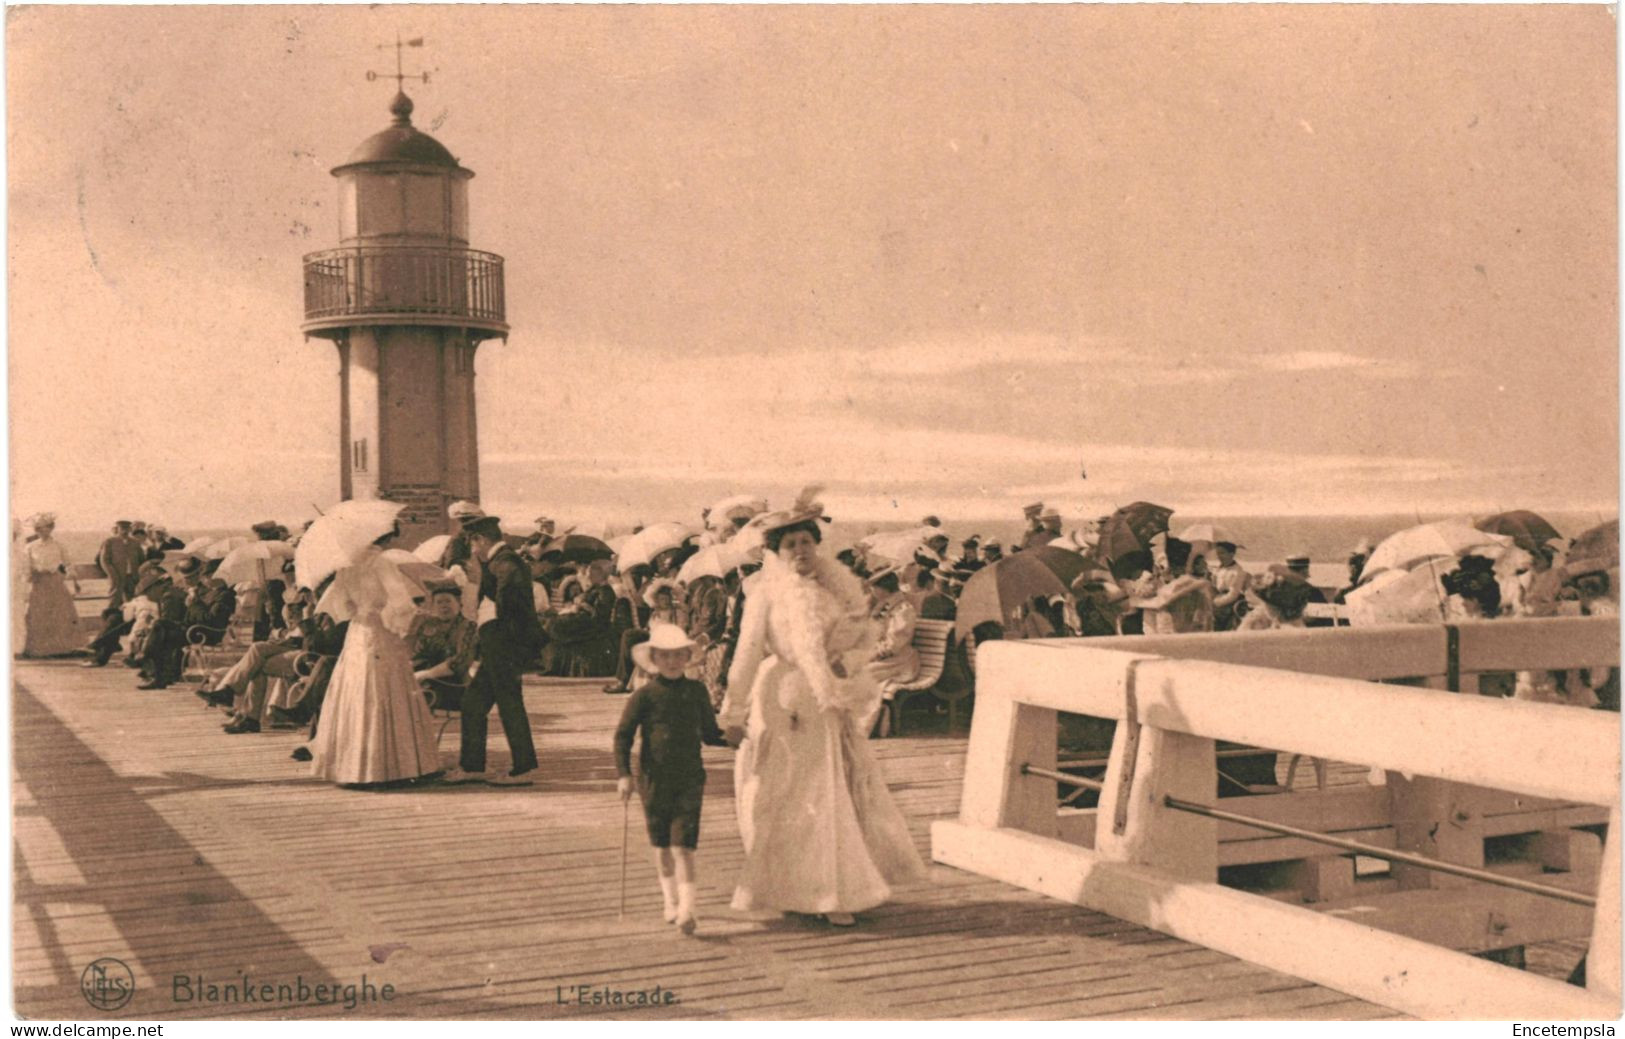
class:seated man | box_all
[409,581,478,710]
[179,557,236,643]
[203,585,342,733]
[132,565,189,690]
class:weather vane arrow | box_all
[367,33,429,89]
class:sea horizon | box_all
[45,507,1617,572]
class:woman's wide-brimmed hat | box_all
[424,578,461,598]
[447,500,484,521]
[632,622,697,672]
[752,485,830,536]
[865,564,901,587]
[30,512,56,531]
[642,576,681,609]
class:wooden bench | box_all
[875,618,959,737]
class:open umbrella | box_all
[1176,523,1241,547]
[706,494,769,530]
[379,548,451,590]
[677,540,756,584]
[1476,510,1563,556]
[212,540,295,588]
[1095,502,1174,565]
[199,536,255,561]
[615,522,696,570]
[858,529,933,567]
[412,533,453,565]
[1363,520,1511,580]
[1343,565,1448,627]
[1563,519,1619,578]
[293,500,404,590]
[535,533,614,565]
[954,545,1092,641]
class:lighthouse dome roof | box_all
[334,91,465,173]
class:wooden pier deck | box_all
[10,656,1413,1021]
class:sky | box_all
[7,4,1619,533]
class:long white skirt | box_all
[731,655,927,914]
[309,617,441,785]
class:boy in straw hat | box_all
[613,622,728,934]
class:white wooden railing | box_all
[932,616,1621,1020]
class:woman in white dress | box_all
[719,489,927,926]
[21,513,82,657]
[308,531,442,787]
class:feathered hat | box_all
[643,576,682,609]
[755,485,830,535]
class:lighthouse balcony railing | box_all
[302,245,506,329]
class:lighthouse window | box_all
[355,172,405,237]
[403,174,446,235]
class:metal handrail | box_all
[301,245,506,324]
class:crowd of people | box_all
[14,493,1619,933]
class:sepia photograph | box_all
[6,2,1620,1023]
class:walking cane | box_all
[618,796,629,919]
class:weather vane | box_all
[367,32,429,91]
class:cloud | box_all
[1253,350,1429,379]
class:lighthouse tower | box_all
[301,82,507,544]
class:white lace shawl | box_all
[316,547,421,639]
[720,551,879,727]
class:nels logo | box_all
[80,957,134,1011]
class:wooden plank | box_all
[14,660,1398,1021]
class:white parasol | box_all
[615,521,697,570]
[705,494,769,530]
[379,548,451,590]
[1343,565,1448,627]
[1362,521,1511,580]
[1176,523,1241,547]
[212,540,295,588]
[412,534,453,564]
[293,500,404,590]
[677,540,756,584]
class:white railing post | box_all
[1094,718,1217,880]
[959,692,1057,835]
[1590,806,1621,1001]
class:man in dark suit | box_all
[97,520,142,611]
[444,516,541,786]
[180,558,237,642]
[134,566,190,689]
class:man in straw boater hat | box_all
[613,622,728,935]
[443,516,543,786]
